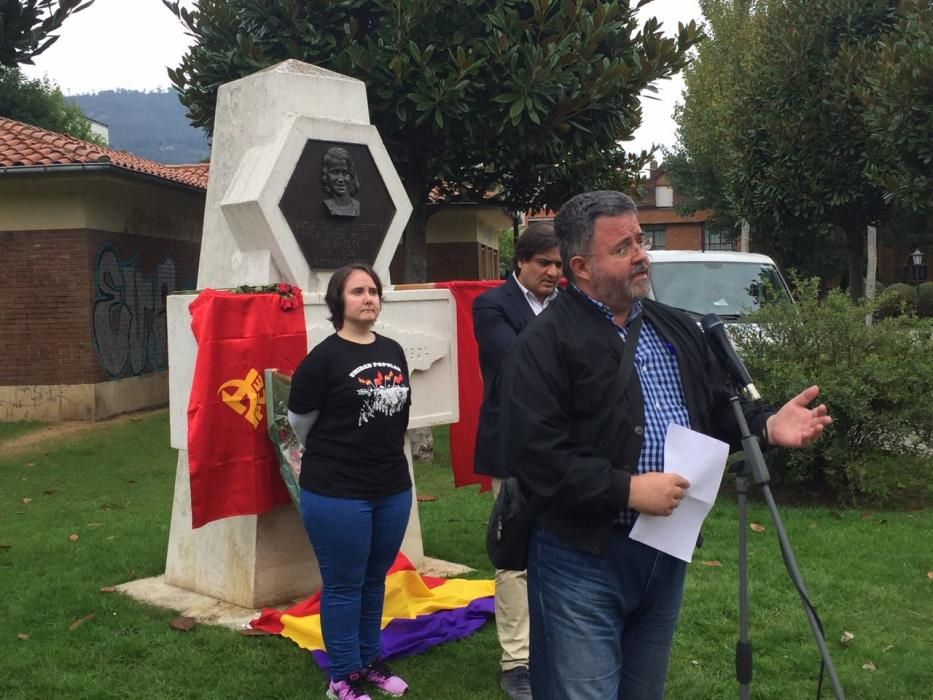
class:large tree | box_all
[860,0,933,216]
[668,0,933,298]
[164,0,701,281]
[664,0,765,243]
[0,0,95,67]
[0,64,102,142]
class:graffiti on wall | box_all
[92,244,179,379]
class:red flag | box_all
[186,287,308,528]
[435,280,502,491]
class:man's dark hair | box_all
[325,263,383,330]
[554,191,637,282]
[513,221,559,272]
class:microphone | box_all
[700,314,762,401]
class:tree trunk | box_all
[845,222,866,301]
[401,157,430,283]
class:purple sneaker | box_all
[362,659,409,696]
[327,672,373,700]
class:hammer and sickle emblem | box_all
[218,368,265,429]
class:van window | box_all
[649,261,790,319]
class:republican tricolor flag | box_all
[250,553,494,667]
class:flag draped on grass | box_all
[186,287,307,528]
[434,280,502,491]
[250,553,495,668]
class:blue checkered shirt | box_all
[574,287,692,525]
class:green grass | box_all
[1,417,931,699]
[0,420,44,443]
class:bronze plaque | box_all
[279,140,397,269]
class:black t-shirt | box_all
[288,332,412,499]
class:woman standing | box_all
[288,264,412,700]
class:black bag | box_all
[485,477,538,571]
[485,315,644,571]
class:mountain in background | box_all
[71,89,210,164]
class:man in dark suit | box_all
[472,222,562,700]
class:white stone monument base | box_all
[164,441,426,609]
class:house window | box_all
[655,186,673,208]
[642,224,667,250]
[703,225,736,251]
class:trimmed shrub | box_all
[731,276,933,503]
[917,281,933,318]
[875,282,918,319]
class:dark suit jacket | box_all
[472,274,550,478]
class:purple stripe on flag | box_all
[310,596,495,670]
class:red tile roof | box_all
[0,117,209,190]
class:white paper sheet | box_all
[628,423,730,562]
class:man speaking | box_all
[498,191,831,699]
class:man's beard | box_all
[591,261,650,311]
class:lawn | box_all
[0,413,930,699]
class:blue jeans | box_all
[299,487,412,681]
[527,524,688,699]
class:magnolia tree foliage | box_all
[163,0,701,281]
[668,0,933,298]
[0,0,94,67]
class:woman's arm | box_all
[287,409,320,447]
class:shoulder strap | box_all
[615,313,643,391]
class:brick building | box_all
[0,118,207,421]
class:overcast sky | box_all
[22,0,701,155]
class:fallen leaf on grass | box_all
[25,462,35,467]
[416,494,438,502]
[85,522,104,529]
[749,523,766,533]
[21,497,32,505]
[927,571,933,580]
[68,613,94,631]
[861,513,874,520]
[702,560,722,567]
[68,533,79,542]
[862,662,877,672]
[170,616,196,632]
[691,660,700,666]
[17,633,29,641]
[883,645,894,653]
[106,536,117,541]
[840,631,854,644]
[99,586,117,593]
[239,628,270,637]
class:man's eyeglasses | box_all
[578,235,652,260]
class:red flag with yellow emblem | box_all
[186,286,307,528]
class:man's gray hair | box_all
[554,191,637,282]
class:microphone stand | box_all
[727,391,845,700]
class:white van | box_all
[647,250,792,320]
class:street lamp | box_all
[910,248,924,267]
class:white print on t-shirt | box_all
[352,363,410,426]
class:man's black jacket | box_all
[498,285,772,555]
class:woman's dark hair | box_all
[513,221,559,271]
[325,263,383,330]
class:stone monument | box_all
[160,60,458,609]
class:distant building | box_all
[0,117,207,421]
[525,161,726,252]
[87,117,109,145]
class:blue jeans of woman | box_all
[299,487,412,681]
[527,523,688,699]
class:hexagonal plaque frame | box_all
[220,115,412,290]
